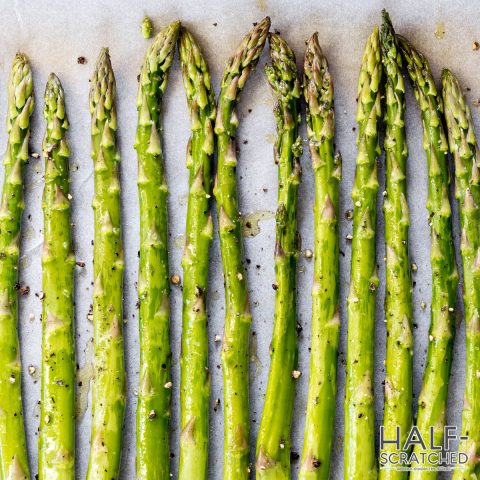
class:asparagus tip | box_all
[97,47,110,66]
[11,52,31,77]
[44,73,65,119]
[381,9,393,34]
[149,20,181,58]
[253,16,271,40]
[14,52,28,61]
[305,31,324,66]
[308,31,319,44]
[46,72,61,88]
[441,67,452,81]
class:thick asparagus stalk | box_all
[135,21,180,480]
[0,53,34,480]
[256,33,302,480]
[213,17,270,480]
[344,27,381,480]
[442,69,480,480]
[379,12,413,479]
[38,74,75,480]
[398,37,458,480]
[299,33,341,480]
[86,48,126,480]
[178,28,216,480]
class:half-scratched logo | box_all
[379,426,468,471]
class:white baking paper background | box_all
[2,0,479,478]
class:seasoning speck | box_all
[291,370,302,379]
[170,274,181,286]
[77,56,86,65]
[19,285,30,296]
[303,249,313,259]
[472,41,480,51]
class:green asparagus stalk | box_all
[213,17,270,480]
[38,74,75,480]
[379,12,413,479]
[135,21,180,480]
[344,27,381,480]
[86,48,126,480]
[178,28,216,480]
[442,69,480,480]
[0,53,34,480]
[299,33,341,480]
[398,36,458,480]
[256,33,302,480]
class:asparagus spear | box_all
[299,33,341,480]
[213,17,270,480]
[442,69,480,480]
[135,21,180,480]
[398,36,458,480]
[178,28,216,480]
[379,12,413,479]
[38,74,75,480]
[256,32,302,479]
[0,53,34,480]
[344,26,381,480]
[86,48,126,480]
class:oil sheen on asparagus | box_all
[178,27,216,480]
[399,36,458,480]
[38,74,75,480]
[86,48,126,480]
[442,69,480,480]
[299,32,341,480]
[213,17,270,480]
[379,12,413,479]
[135,21,180,480]
[344,26,381,480]
[256,32,302,480]
[0,53,34,480]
